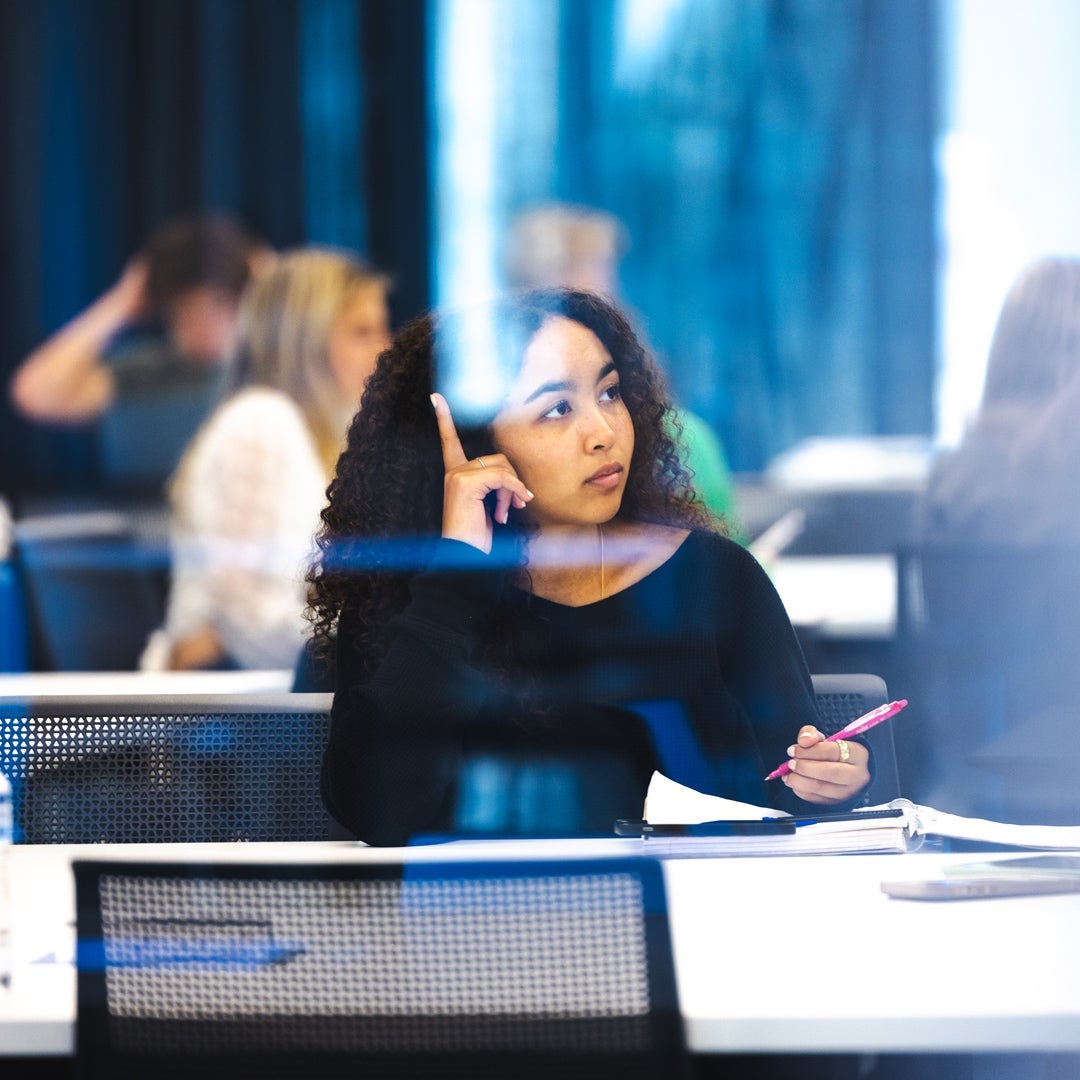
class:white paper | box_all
[645,772,1080,852]
[909,804,1080,850]
[641,773,910,857]
[644,771,790,824]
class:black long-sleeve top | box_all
[322,530,832,845]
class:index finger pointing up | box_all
[430,392,468,469]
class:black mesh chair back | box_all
[12,511,168,671]
[0,693,336,843]
[74,857,687,1080]
[811,673,901,805]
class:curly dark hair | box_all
[306,288,720,679]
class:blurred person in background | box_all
[504,202,740,532]
[920,256,1080,540]
[141,247,390,672]
[912,256,1080,825]
[9,214,268,492]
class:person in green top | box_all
[669,406,739,529]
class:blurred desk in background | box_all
[764,435,933,492]
[769,555,897,640]
[736,435,931,559]
[0,669,293,699]
[736,434,923,701]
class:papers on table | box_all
[639,772,1080,858]
[641,773,912,857]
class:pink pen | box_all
[763,699,908,781]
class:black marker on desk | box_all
[613,819,797,838]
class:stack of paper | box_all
[638,773,1080,858]
[638,774,912,857]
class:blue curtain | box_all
[480,0,938,472]
[0,0,935,494]
[584,0,937,470]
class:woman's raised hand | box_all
[431,393,532,553]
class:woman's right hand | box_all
[431,393,532,553]
[167,624,227,671]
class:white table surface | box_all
[0,669,294,699]
[4,839,1079,1057]
[768,555,896,640]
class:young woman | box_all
[142,247,390,672]
[310,289,869,844]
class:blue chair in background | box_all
[11,510,168,671]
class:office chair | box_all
[0,693,336,843]
[11,510,168,671]
[74,857,688,1080]
[811,672,901,805]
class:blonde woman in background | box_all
[141,247,390,671]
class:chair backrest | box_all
[12,511,168,671]
[73,856,687,1080]
[0,558,29,672]
[1,680,900,844]
[811,672,901,805]
[0,692,335,843]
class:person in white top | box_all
[141,247,390,671]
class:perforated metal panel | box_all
[0,682,899,843]
[75,859,687,1080]
[0,694,335,843]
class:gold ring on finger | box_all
[836,739,850,763]
[476,457,487,468]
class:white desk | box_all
[769,555,896,640]
[0,669,294,699]
[4,840,1080,1057]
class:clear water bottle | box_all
[0,769,11,989]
